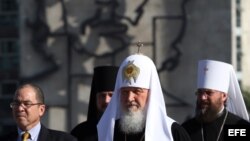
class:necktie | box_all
[22,132,30,141]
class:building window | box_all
[0,0,18,26]
[0,0,17,11]
[236,0,241,27]
[0,80,18,96]
[0,39,19,71]
[236,36,241,49]
[236,36,242,71]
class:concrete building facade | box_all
[0,0,249,134]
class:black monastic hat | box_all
[87,65,119,122]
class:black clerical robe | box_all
[71,120,98,141]
[182,109,250,141]
[114,120,191,141]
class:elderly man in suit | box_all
[0,83,77,141]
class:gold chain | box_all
[201,110,228,141]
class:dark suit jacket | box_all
[0,124,77,141]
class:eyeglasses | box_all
[195,89,220,97]
[10,101,43,109]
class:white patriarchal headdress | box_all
[97,54,175,141]
[197,59,249,121]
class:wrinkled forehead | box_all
[14,86,37,100]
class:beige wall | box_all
[241,0,250,90]
[19,0,249,132]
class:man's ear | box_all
[222,92,228,101]
[39,104,46,116]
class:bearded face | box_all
[119,107,146,134]
[195,89,227,122]
[119,87,149,133]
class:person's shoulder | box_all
[39,125,77,141]
[171,122,192,141]
[0,132,17,141]
[181,117,197,127]
[71,121,89,133]
[227,112,250,125]
[172,122,189,131]
[172,122,182,128]
[47,128,78,141]
[70,120,97,139]
[0,130,18,141]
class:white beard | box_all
[119,109,146,134]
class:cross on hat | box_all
[136,41,143,54]
[204,66,208,74]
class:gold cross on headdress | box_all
[136,41,143,54]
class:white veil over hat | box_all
[97,54,175,141]
[197,59,249,121]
